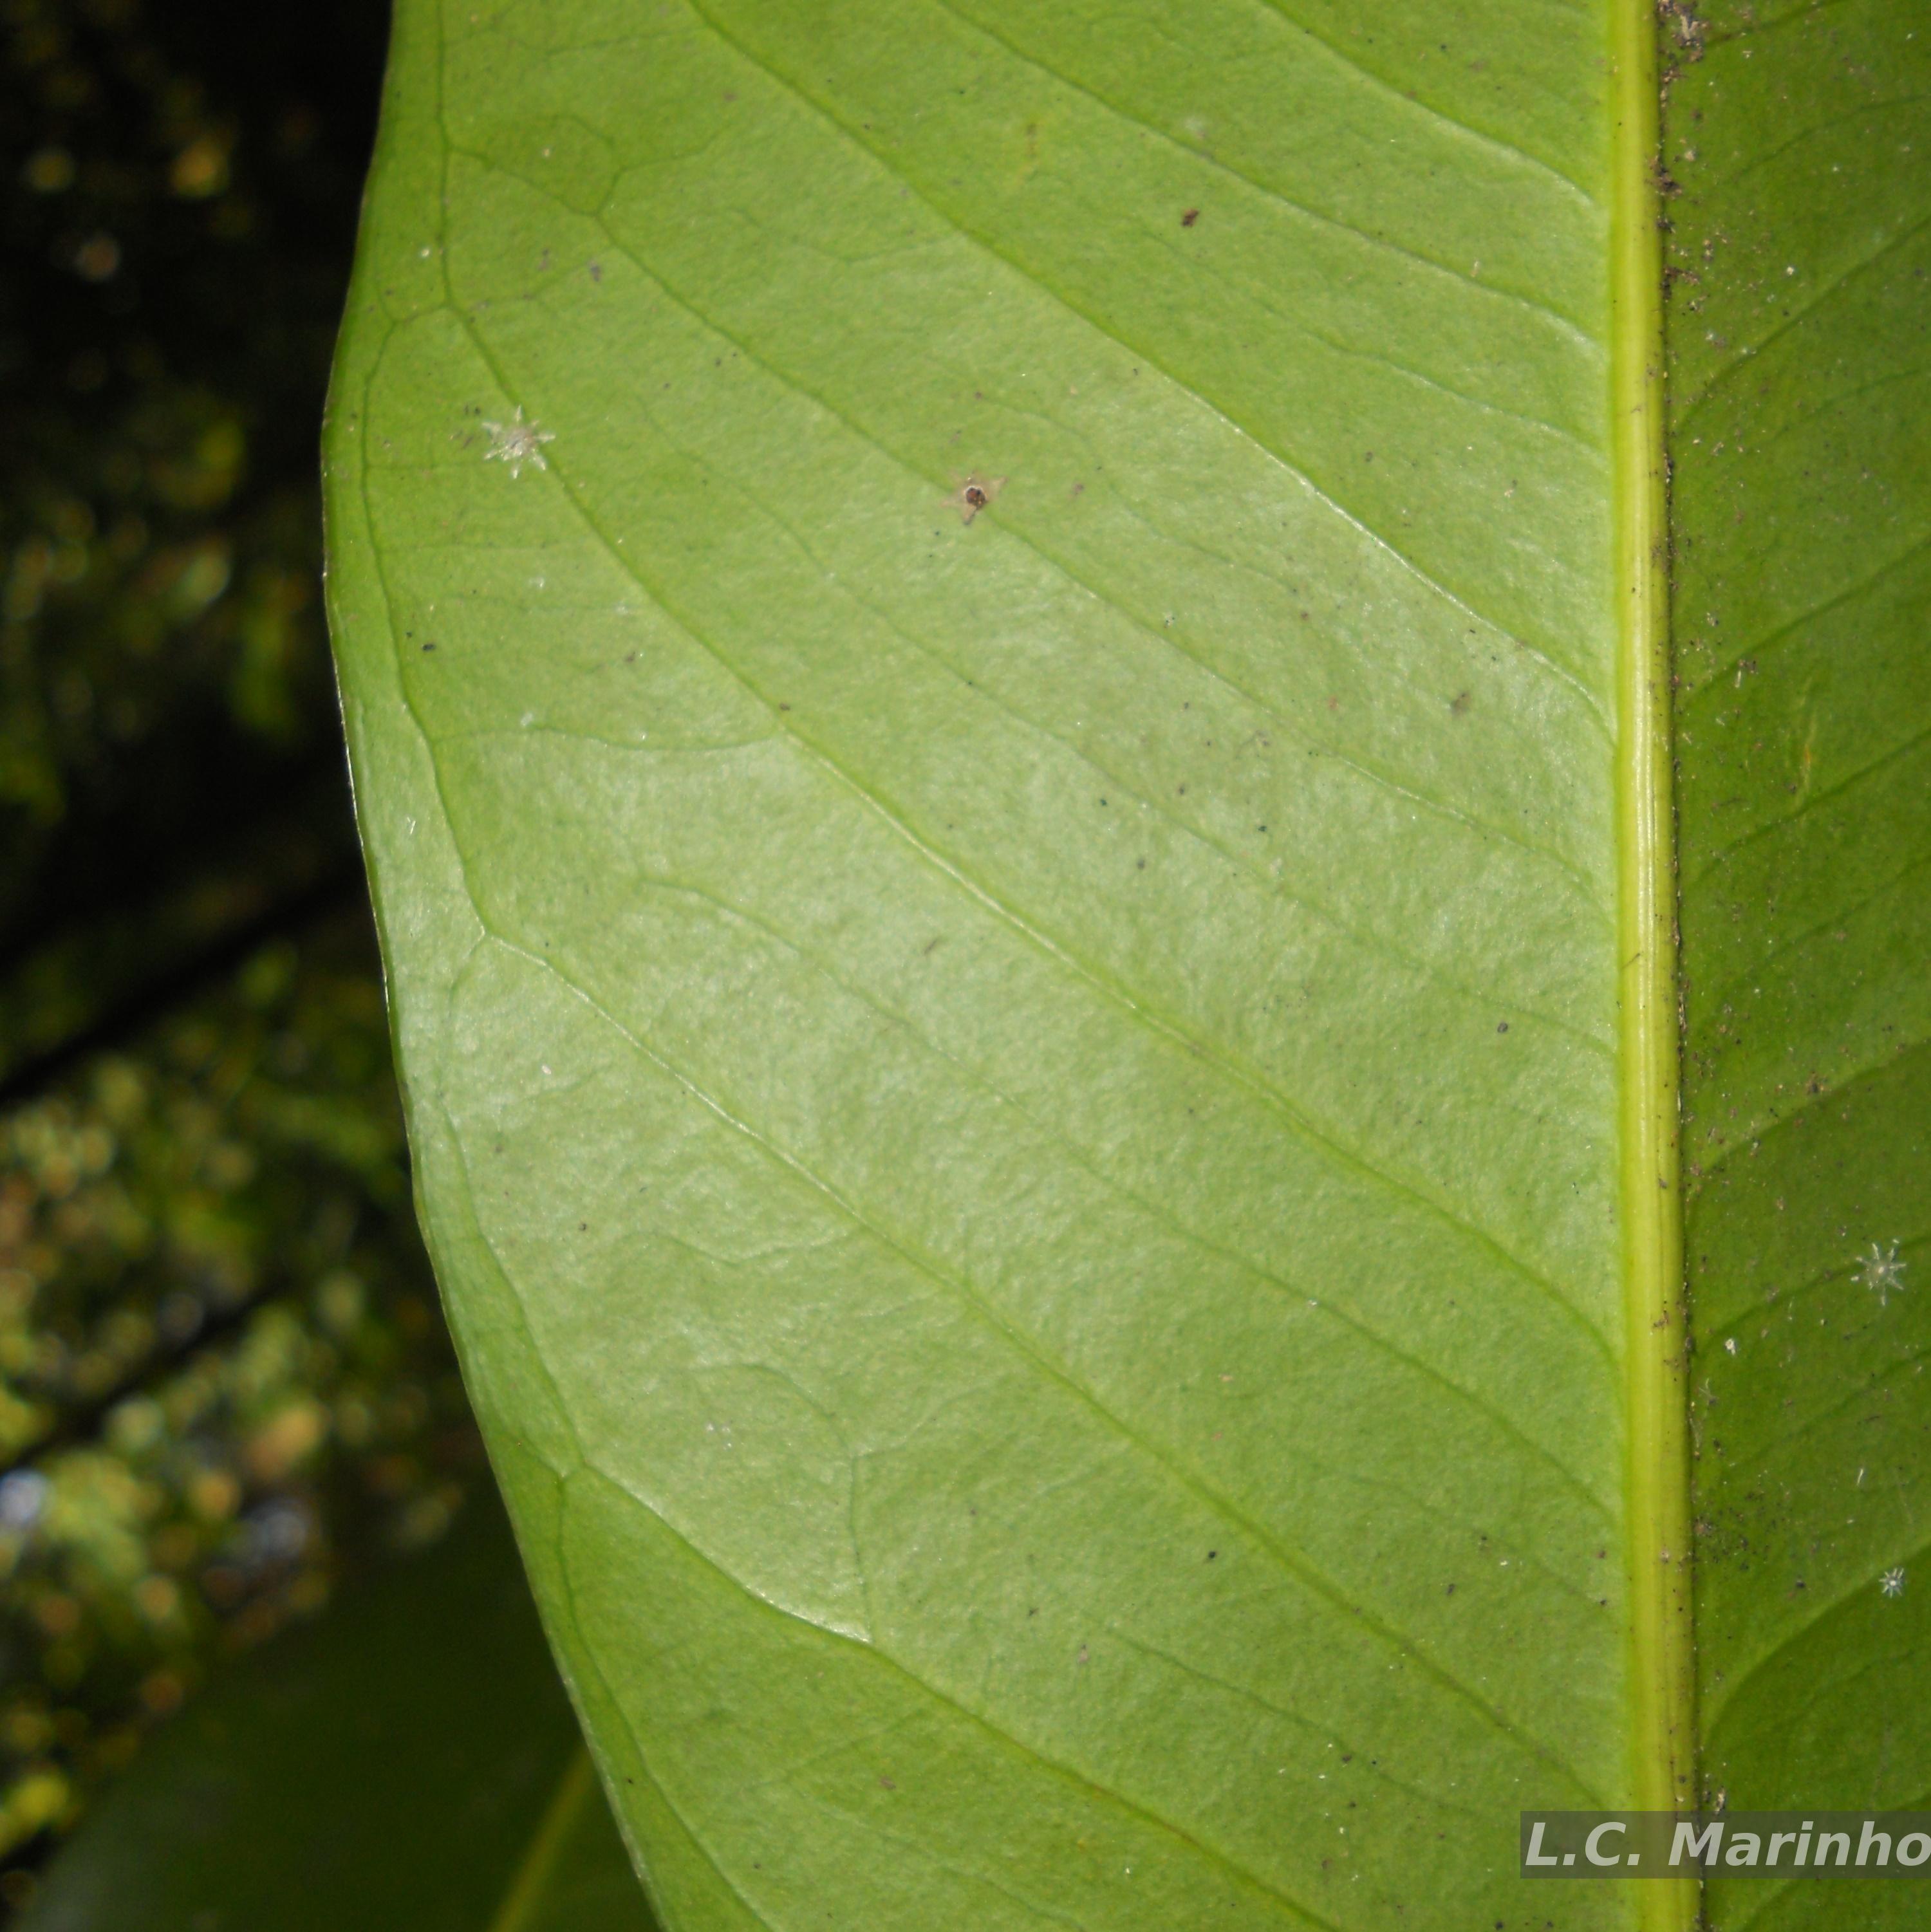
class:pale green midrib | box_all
[1609,6,1698,1932]
[486,1747,599,1932]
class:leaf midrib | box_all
[1609,3,1697,1927]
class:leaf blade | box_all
[330,3,1632,1925]
[1669,6,1931,1926]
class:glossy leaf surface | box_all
[18,1496,657,1932]
[321,3,1926,1927]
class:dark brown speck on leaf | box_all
[949,472,1005,523]
[1181,207,1200,227]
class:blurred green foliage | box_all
[0,0,479,1911]
[1,0,386,1068]
[0,925,478,1880]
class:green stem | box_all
[487,1747,601,1932]
[1611,3,1698,1927]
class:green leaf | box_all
[320,2,1926,1927]
[17,1495,660,1932]
[1666,4,1931,1927]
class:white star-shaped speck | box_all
[1881,1567,1906,1599]
[1854,1240,1908,1308]
[481,405,555,478]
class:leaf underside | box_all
[322,3,1928,1928]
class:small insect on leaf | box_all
[480,405,555,478]
[947,472,1005,524]
[1854,1240,1908,1308]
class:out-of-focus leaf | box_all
[15,1492,658,1931]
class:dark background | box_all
[0,1,480,1910]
